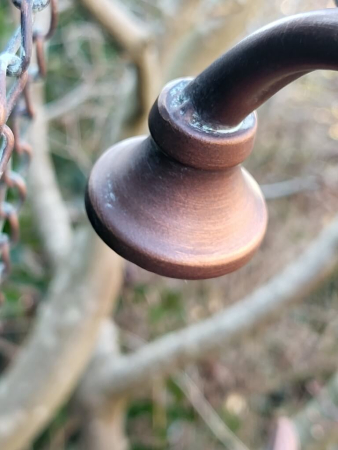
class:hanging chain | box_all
[0,0,57,298]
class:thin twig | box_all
[261,176,319,200]
[45,82,96,121]
[120,328,250,450]
[175,371,251,450]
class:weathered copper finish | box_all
[185,9,338,126]
[148,79,257,170]
[86,91,267,279]
[86,8,338,280]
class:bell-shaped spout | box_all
[184,9,338,127]
[86,8,338,280]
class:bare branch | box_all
[261,176,319,200]
[28,8,73,270]
[79,0,148,56]
[81,213,338,402]
[0,229,123,450]
[175,371,251,450]
[165,0,265,80]
[28,82,73,270]
[159,0,201,73]
[118,328,249,450]
[79,0,160,126]
[45,82,96,122]
[77,320,121,411]
[76,320,128,450]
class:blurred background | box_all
[1,0,338,449]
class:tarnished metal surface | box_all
[86,107,267,279]
[0,0,57,292]
[185,9,338,127]
[87,6,338,281]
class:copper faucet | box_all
[86,9,338,280]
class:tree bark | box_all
[76,320,128,450]
[0,229,123,450]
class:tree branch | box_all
[28,7,73,270]
[78,0,160,128]
[175,371,251,450]
[165,0,265,80]
[0,229,123,450]
[28,81,73,270]
[261,176,319,200]
[76,320,128,450]
[80,213,338,403]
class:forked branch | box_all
[79,0,160,125]
[80,213,338,404]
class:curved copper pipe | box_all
[184,9,338,127]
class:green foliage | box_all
[32,405,74,450]
[0,3,14,50]
[127,379,198,450]
[221,409,242,433]
[148,289,185,325]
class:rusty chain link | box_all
[0,0,57,297]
